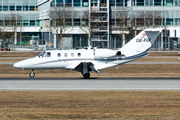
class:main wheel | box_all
[83,73,90,78]
[29,71,35,78]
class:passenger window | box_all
[57,53,61,57]
[64,53,68,57]
[71,53,74,57]
[78,53,81,57]
[46,52,51,57]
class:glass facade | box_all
[129,0,180,26]
[51,0,89,7]
[0,14,39,27]
[0,0,39,27]
[0,0,38,11]
[49,0,180,28]
[133,0,180,6]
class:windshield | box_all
[38,52,46,58]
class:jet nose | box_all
[13,62,22,69]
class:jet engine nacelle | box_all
[94,49,117,59]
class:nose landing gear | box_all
[29,70,35,78]
[83,73,90,79]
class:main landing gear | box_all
[29,70,35,78]
[83,73,90,79]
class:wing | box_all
[73,62,100,75]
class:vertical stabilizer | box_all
[119,28,163,57]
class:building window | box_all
[110,0,115,6]
[23,6,28,11]
[30,6,35,11]
[5,20,11,26]
[0,6,2,11]
[166,0,173,6]
[175,0,180,6]
[111,19,115,27]
[0,20,3,26]
[23,20,29,26]
[65,0,72,6]
[145,0,153,6]
[57,0,64,7]
[91,0,98,6]
[16,6,22,11]
[3,6,8,11]
[73,19,80,26]
[116,0,123,6]
[51,0,55,7]
[30,20,35,26]
[17,20,22,26]
[10,6,15,11]
[137,0,144,6]
[67,19,72,26]
[124,0,128,6]
[154,0,161,6]
[36,20,40,26]
[154,18,162,26]
[166,18,173,26]
[82,0,89,7]
[74,0,80,7]
[175,18,180,25]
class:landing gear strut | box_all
[29,70,35,78]
[83,73,90,78]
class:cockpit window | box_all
[45,52,51,57]
[38,52,46,58]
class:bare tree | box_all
[0,28,9,51]
[48,7,76,49]
[136,11,162,29]
[153,11,162,27]
[127,15,136,39]
[4,13,23,51]
[80,9,101,46]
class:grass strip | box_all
[0,91,180,120]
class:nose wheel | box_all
[83,73,90,79]
[29,70,35,78]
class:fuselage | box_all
[13,48,148,70]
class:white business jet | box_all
[14,28,163,78]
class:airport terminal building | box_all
[0,0,180,50]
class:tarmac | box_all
[0,78,180,91]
